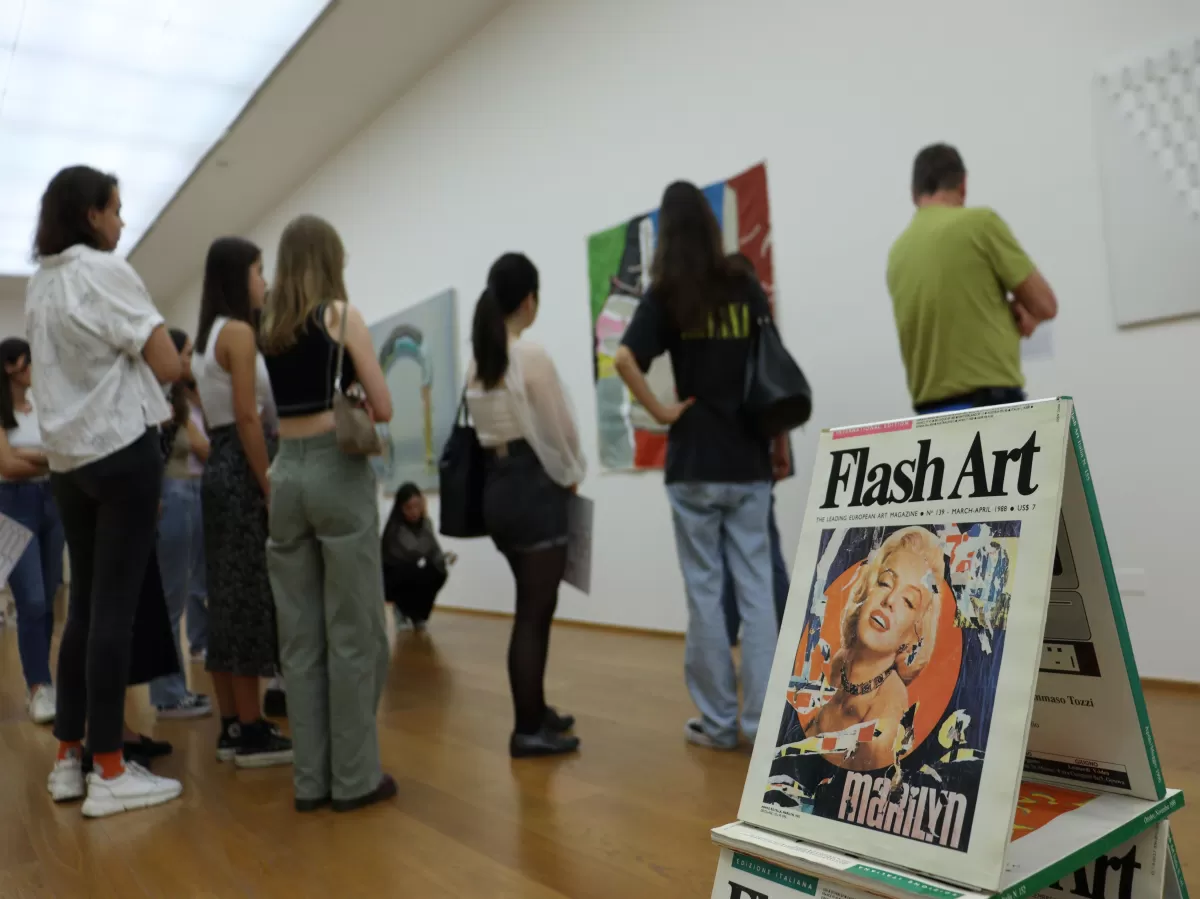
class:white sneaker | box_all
[155,692,212,720]
[28,684,56,725]
[81,761,182,819]
[684,718,739,751]
[47,754,85,802]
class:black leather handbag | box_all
[438,390,488,538]
[743,288,812,438]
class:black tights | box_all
[504,544,567,735]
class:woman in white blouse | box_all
[27,165,184,818]
[465,253,586,758]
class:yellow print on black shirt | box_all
[681,303,751,341]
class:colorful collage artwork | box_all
[586,162,774,471]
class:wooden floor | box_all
[0,607,1195,898]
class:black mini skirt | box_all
[482,439,570,554]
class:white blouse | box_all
[25,245,171,472]
[465,338,586,488]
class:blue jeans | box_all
[185,494,208,655]
[0,480,64,689]
[149,478,206,707]
[721,492,790,643]
[666,481,778,745]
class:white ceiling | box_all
[0,0,508,312]
[0,0,332,276]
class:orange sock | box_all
[94,751,125,780]
[57,741,82,761]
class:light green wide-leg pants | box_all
[266,432,390,803]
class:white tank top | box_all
[1,400,46,483]
[193,317,277,429]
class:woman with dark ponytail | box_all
[466,252,586,758]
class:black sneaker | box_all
[234,719,293,769]
[264,687,287,719]
[126,734,173,759]
[216,718,241,762]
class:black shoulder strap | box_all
[738,275,772,331]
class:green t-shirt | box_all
[886,205,1036,407]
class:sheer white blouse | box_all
[465,338,586,488]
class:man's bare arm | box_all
[1011,269,1058,323]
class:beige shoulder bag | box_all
[332,302,384,456]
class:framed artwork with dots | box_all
[1094,37,1200,326]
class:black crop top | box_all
[262,305,358,418]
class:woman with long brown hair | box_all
[615,181,784,752]
[260,214,395,813]
[193,237,292,769]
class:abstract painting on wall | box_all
[368,289,458,494]
[586,161,775,471]
[1094,37,1200,326]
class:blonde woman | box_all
[260,215,395,813]
[806,526,943,772]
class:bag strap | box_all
[456,385,471,426]
[747,280,773,326]
[334,301,349,394]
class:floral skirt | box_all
[202,426,279,677]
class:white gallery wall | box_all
[162,0,1200,679]
[0,280,28,341]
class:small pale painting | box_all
[368,288,459,494]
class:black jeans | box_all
[383,560,448,623]
[51,431,163,754]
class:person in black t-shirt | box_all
[614,181,784,752]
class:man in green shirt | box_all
[887,144,1058,414]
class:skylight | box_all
[0,0,331,276]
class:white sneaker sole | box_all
[216,746,237,762]
[48,781,85,802]
[81,783,182,818]
[156,705,212,720]
[29,708,55,725]
[684,722,738,751]
[233,749,294,769]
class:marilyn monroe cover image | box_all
[762,521,1020,853]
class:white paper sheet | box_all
[564,493,594,594]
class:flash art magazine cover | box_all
[766,521,1019,852]
[738,399,1072,889]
